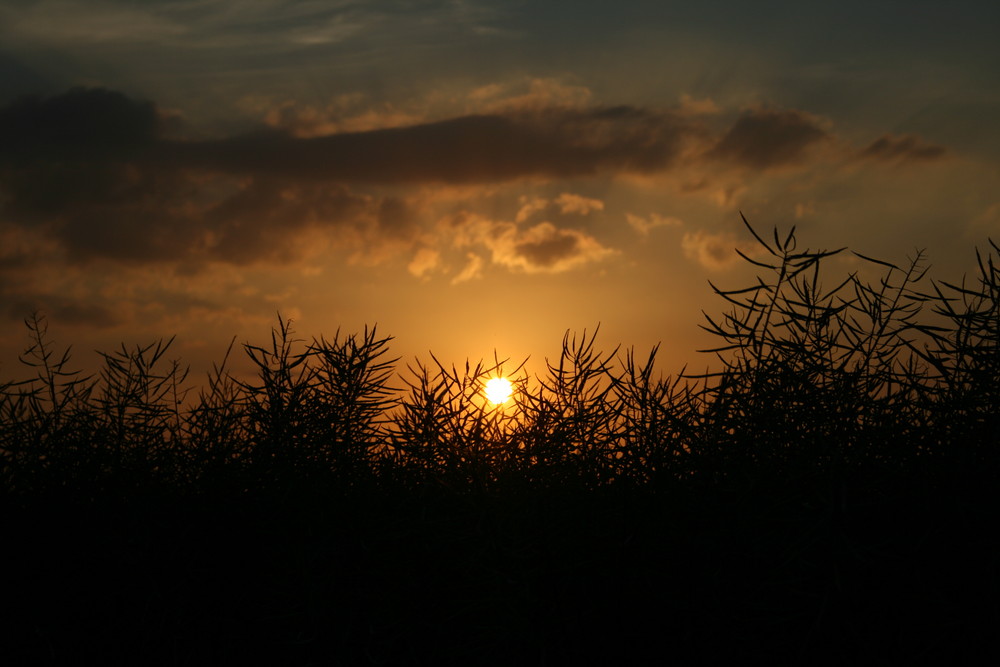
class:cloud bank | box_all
[0,87,953,276]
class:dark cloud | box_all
[55,194,205,263]
[376,196,417,237]
[0,87,852,270]
[859,133,946,163]
[0,89,170,248]
[0,89,416,265]
[202,180,378,264]
[0,87,160,163]
[513,232,580,269]
[45,176,386,265]
[159,106,693,183]
[0,87,696,267]
[485,221,615,273]
[3,296,120,328]
[708,108,830,169]
[0,50,53,104]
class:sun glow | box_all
[484,377,514,405]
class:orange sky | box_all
[1,1,999,384]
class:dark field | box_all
[5,479,997,665]
[3,223,999,664]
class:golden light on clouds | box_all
[1,0,996,384]
[626,212,684,235]
[681,230,750,271]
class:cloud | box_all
[626,212,683,235]
[858,133,947,163]
[554,193,604,216]
[3,1,188,46]
[4,86,927,274]
[0,89,431,266]
[0,87,160,161]
[255,94,424,137]
[708,108,831,170]
[0,87,700,268]
[0,88,698,188]
[489,221,615,273]
[0,222,60,269]
[2,0,498,55]
[3,294,121,328]
[0,88,188,261]
[681,230,757,271]
[441,211,615,276]
[160,105,695,184]
[515,192,605,224]
[515,196,550,224]
[466,78,594,114]
[408,247,440,279]
[202,180,384,265]
[451,253,484,284]
[677,94,721,117]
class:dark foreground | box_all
[4,223,1000,663]
[3,475,997,666]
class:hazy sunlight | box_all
[484,377,514,405]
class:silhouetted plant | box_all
[838,248,935,468]
[0,313,96,493]
[235,315,397,491]
[912,240,1000,471]
[692,215,938,480]
[180,339,248,490]
[237,315,318,487]
[511,329,622,489]
[389,354,524,491]
[4,216,1000,499]
[91,337,188,492]
[304,326,397,485]
[614,346,700,485]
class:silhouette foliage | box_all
[3,217,1000,496]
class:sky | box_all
[1,0,999,383]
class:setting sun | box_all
[484,377,514,405]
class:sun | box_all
[484,377,514,405]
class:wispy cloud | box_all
[451,253,484,284]
[515,193,604,223]
[1,0,496,52]
[707,107,831,170]
[554,193,604,216]
[626,212,683,235]
[465,78,594,114]
[407,247,441,279]
[858,133,947,164]
[681,230,759,271]
[254,94,426,137]
[2,0,189,45]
